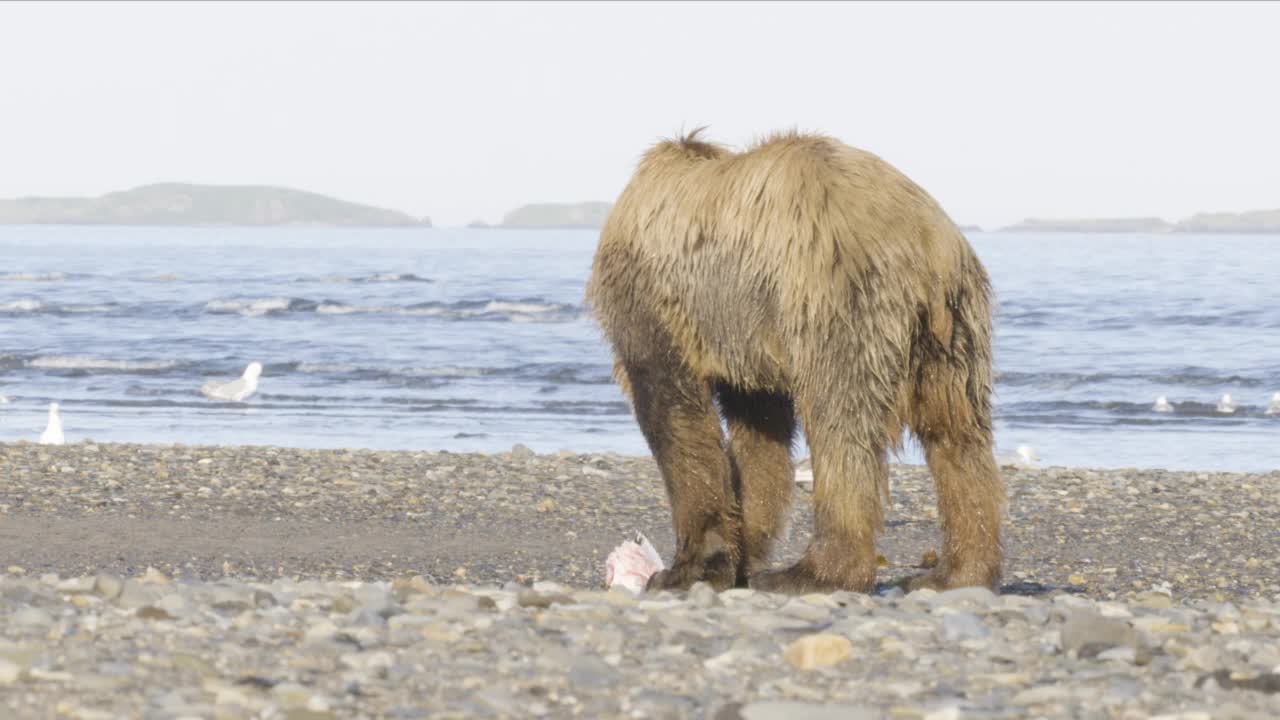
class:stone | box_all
[567,655,617,686]
[116,580,156,609]
[1060,609,1139,658]
[0,658,21,685]
[55,576,96,594]
[92,574,123,600]
[510,443,535,460]
[517,590,573,609]
[10,608,54,630]
[730,701,879,720]
[156,593,191,618]
[140,567,170,585]
[687,582,721,609]
[940,611,989,642]
[1095,646,1137,663]
[1012,684,1074,705]
[931,586,999,609]
[783,634,852,670]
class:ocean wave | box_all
[998,396,1280,419]
[0,299,118,315]
[1,272,66,282]
[292,360,611,385]
[317,298,580,321]
[204,295,576,320]
[295,362,360,374]
[203,297,319,316]
[996,368,1269,389]
[0,299,45,313]
[315,272,433,284]
[28,356,182,373]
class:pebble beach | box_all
[2,442,1278,718]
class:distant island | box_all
[497,201,613,229]
[1001,209,1280,234]
[1001,217,1173,233]
[0,183,429,227]
[1175,208,1280,233]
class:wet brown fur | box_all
[586,129,1004,594]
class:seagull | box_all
[1152,396,1173,413]
[996,445,1040,469]
[1215,394,1237,414]
[39,402,65,445]
[201,362,263,402]
[1266,392,1280,416]
[1016,445,1039,466]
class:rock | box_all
[10,608,54,630]
[1181,646,1221,672]
[931,586,999,609]
[1134,591,1174,609]
[55,576,96,594]
[1060,609,1139,658]
[510,443,535,460]
[687,582,721,609]
[116,580,156,609]
[140,567,170,585]
[567,655,617,686]
[1195,670,1280,694]
[155,593,190,618]
[92,574,123,600]
[0,658,22,685]
[782,634,852,670]
[729,701,879,720]
[1012,684,1074,705]
[940,612,990,642]
[1095,646,1137,663]
[136,606,175,621]
[517,590,572,609]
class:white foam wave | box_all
[2,272,65,282]
[0,300,44,312]
[483,301,560,314]
[316,303,365,315]
[61,304,116,314]
[29,356,179,372]
[400,366,484,377]
[204,298,294,316]
[297,362,359,374]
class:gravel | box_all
[2,441,1279,717]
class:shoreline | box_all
[2,441,1276,602]
[2,441,1278,717]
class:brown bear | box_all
[586,129,1003,594]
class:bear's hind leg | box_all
[716,385,796,584]
[622,358,742,591]
[906,367,1004,591]
[749,386,889,594]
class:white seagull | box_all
[1215,394,1237,414]
[1152,396,1173,413]
[201,362,263,403]
[1266,392,1280,416]
[39,402,65,445]
[1016,445,1040,466]
[996,444,1040,468]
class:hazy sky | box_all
[2,1,1277,227]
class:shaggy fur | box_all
[586,129,1004,594]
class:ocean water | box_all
[1,226,1277,472]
